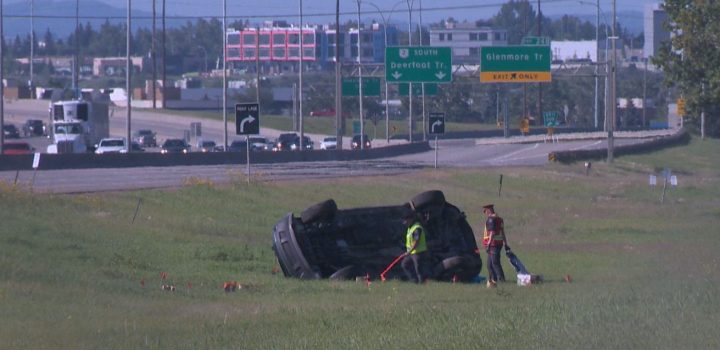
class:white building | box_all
[644,3,670,58]
[429,20,507,64]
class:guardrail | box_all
[548,128,689,163]
[0,142,431,171]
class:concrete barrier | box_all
[0,142,431,171]
[549,129,689,163]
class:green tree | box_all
[654,0,720,137]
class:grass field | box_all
[1,138,719,349]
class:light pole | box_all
[363,0,404,143]
[299,0,305,150]
[29,0,33,99]
[608,0,617,163]
[222,0,227,151]
[406,0,415,142]
[1,0,5,154]
[126,0,132,152]
[356,0,364,149]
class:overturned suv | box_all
[272,190,482,282]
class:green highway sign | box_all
[480,46,551,83]
[342,77,381,97]
[543,111,561,127]
[521,36,551,46]
[398,83,438,96]
[385,46,452,83]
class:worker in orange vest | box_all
[482,204,507,287]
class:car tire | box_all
[300,199,338,224]
[410,190,446,210]
[329,265,356,280]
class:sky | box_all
[3,0,659,38]
[8,0,658,23]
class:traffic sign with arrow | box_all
[385,47,452,83]
[429,112,445,134]
[235,103,260,135]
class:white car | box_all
[320,137,337,150]
[95,138,127,154]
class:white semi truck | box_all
[47,99,110,154]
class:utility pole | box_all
[1,0,5,154]
[299,0,305,150]
[642,57,647,128]
[356,0,364,149]
[152,0,156,109]
[30,0,34,99]
[162,0,166,109]
[335,0,343,149]
[73,0,79,97]
[594,0,599,128]
[126,0,132,152]
[406,0,413,143]
[222,0,228,150]
[608,0,617,163]
[419,0,427,141]
[536,0,543,126]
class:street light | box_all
[355,0,364,149]
[363,0,405,143]
[406,0,415,142]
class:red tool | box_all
[380,253,406,282]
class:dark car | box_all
[228,140,249,152]
[198,140,217,153]
[290,136,313,151]
[22,119,46,137]
[133,129,157,148]
[160,139,190,154]
[273,133,299,151]
[3,124,20,139]
[2,141,34,155]
[351,134,371,150]
[272,190,482,282]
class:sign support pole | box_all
[434,135,438,169]
[246,137,250,183]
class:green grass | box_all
[1,138,720,349]
[149,107,498,138]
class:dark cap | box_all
[482,204,495,211]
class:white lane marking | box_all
[488,143,540,163]
[570,140,602,151]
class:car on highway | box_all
[273,133,299,151]
[248,136,271,151]
[290,136,314,151]
[95,138,127,154]
[351,134,371,150]
[320,137,337,150]
[272,190,482,282]
[2,141,35,155]
[3,124,20,139]
[228,140,249,152]
[160,139,190,154]
[197,140,217,153]
[133,129,157,148]
[309,108,350,118]
[22,119,47,137]
[130,141,144,152]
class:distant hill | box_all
[3,0,152,40]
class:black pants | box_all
[487,245,505,282]
[402,252,427,283]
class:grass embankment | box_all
[1,138,719,349]
[154,108,497,138]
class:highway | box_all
[1,100,673,193]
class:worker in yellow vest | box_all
[400,205,428,284]
[482,204,507,287]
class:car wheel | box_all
[300,199,338,224]
[410,190,446,210]
[329,265,356,281]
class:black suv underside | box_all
[272,191,482,282]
